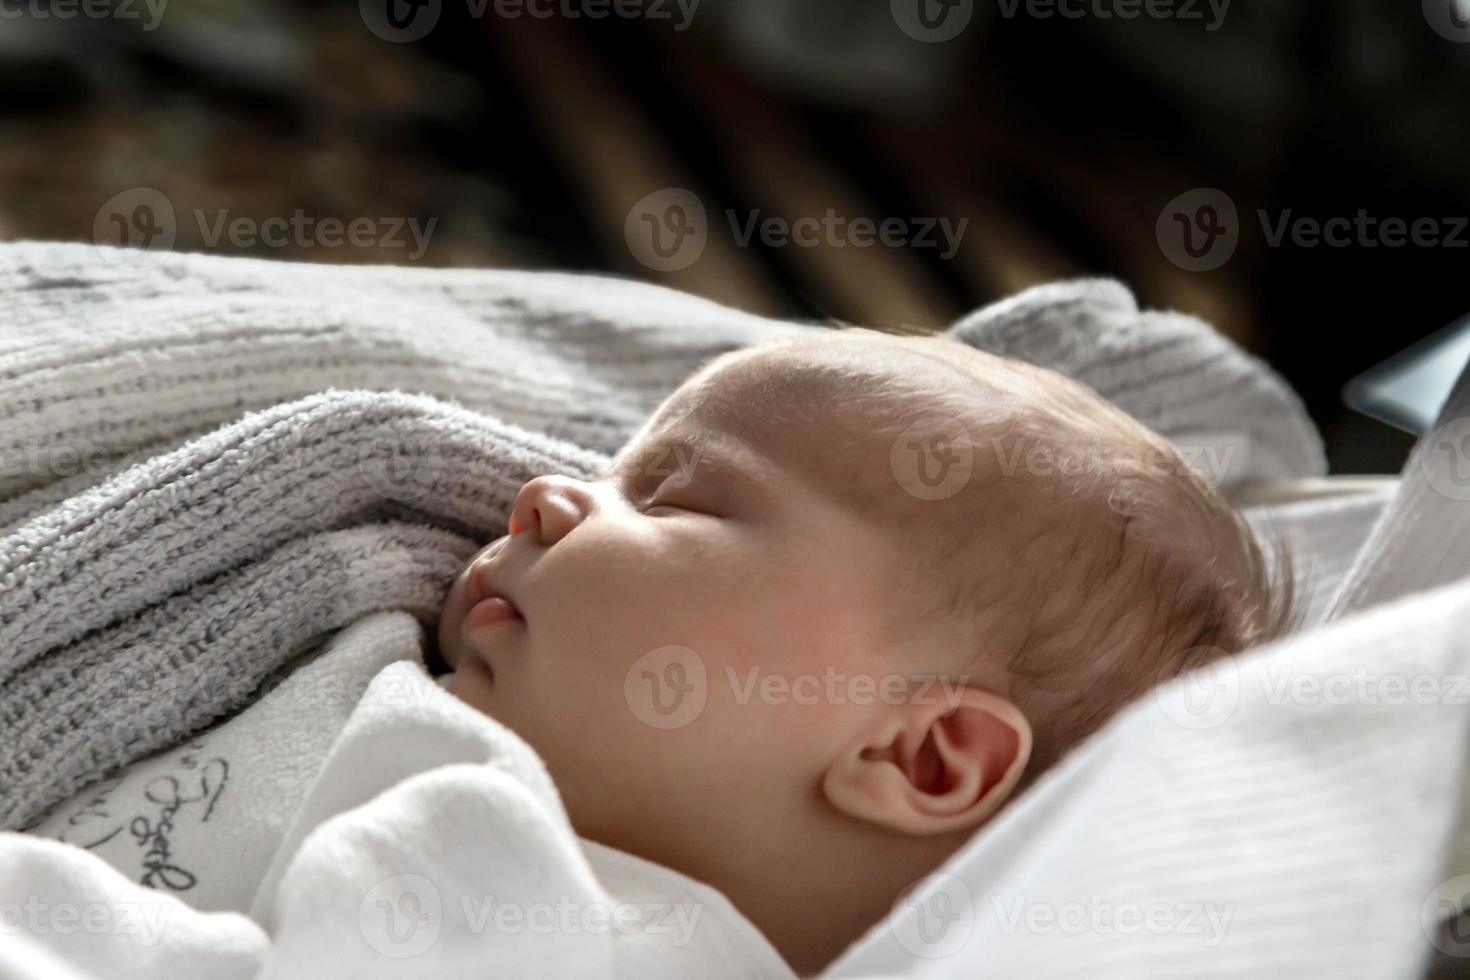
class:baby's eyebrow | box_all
[620,430,773,503]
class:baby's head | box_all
[435,329,1293,973]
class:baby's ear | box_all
[821,685,1032,835]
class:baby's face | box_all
[435,343,978,875]
[433,330,1253,972]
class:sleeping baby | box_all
[431,327,1295,975]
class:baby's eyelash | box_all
[643,481,721,518]
[626,466,667,502]
[644,480,685,508]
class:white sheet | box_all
[26,612,424,913]
[2,660,794,979]
[826,567,1470,978]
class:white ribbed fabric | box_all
[1329,368,1470,618]
[827,571,1470,979]
[1243,486,1395,627]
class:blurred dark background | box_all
[5,0,1468,474]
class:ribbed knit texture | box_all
[0,242,1324,833]
[950,278,1327,488]
[1329,372,1470,618]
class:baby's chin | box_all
[441,655,499,715]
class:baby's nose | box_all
[508,475,593,545]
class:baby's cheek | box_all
[776,576,886,669]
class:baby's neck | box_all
[668,821,973,976]
[735,870,907,976]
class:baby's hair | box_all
[975,415,1298,780]
[904,338,1299,781]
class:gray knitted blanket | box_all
[0,241,1324,832]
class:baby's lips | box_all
[466,549,523,622]
[464,595,520,631]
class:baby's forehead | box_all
[638,336,999,514]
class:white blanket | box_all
[4,654,793,979]
[26,613,426,914]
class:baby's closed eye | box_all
[641,481,721,517]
